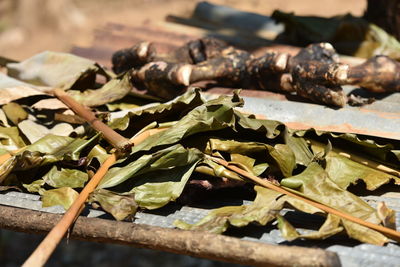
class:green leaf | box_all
[281,163,388,245]
[205,138,294,177]
[295,129,400,174]
[106,102,139,111]
[325,153,400,190]
[231,154,257,174]
[41,187,78,210]
[284,130,314,166]
[27,134,98,161]
[281,163,378,220]
[109,88,205,131]
[43,166,88,188]
[196,158,244,181]
[87,144,110,165]
[67,73,132,107]
[7,51,108,89]
[178,163,388,244]
[90,189,137,220]
[269,144,296,177]
[336,133,394,161]
[131,161,199,209]
[23,179,45,194]
[205,138,266,155]
[302,214,343,239]
[277,213,343,241]
[311,142,400,190]
[98,145,203,209]
[129,93,243,154]
[174,205,244,234]
[276,215,300,241]
[234,111,282,139]
[0,134,97,184]
[174,186,321,234]
[341,219,388,245]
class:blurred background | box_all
[0,0,367,266]
[0,0,365,60]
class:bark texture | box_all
[0,205,341,267]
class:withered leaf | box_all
[90,189,138,221]
[41,187,79,210]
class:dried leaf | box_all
[281,163,388,244]
[311,143,400,190]
[98,144,202,209]
[41,187,79,210]
[7,51,108,89]
[67,73,133,107]
[0,74,51,105]
[129,92,243,154]
[276,215,300,241]
[18,120,75,144]
[31,98,67,110]
[90,189,137,220]
[109,88,205,131]
[205,138,294,177]
[377,202,396,230]
[175,186,322,234]
[178,163,388,244]
[0,126,26,151]
[2,102,28,125]
[0,134,97,184]
[43,166,88,188]
[23,179,45,194]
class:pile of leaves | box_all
[0,51,399,246]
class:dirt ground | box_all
[0,1,366,266]
[0,0,366,60]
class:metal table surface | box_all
[1,190,399,267]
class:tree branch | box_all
[0,205,341,267]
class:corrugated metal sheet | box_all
[240,88,400,140]
[1,191,399,267]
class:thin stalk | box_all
[53,88,130,150]
[209,156,400,243]
[22,153,117,267]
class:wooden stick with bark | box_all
[2,205,341,267]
